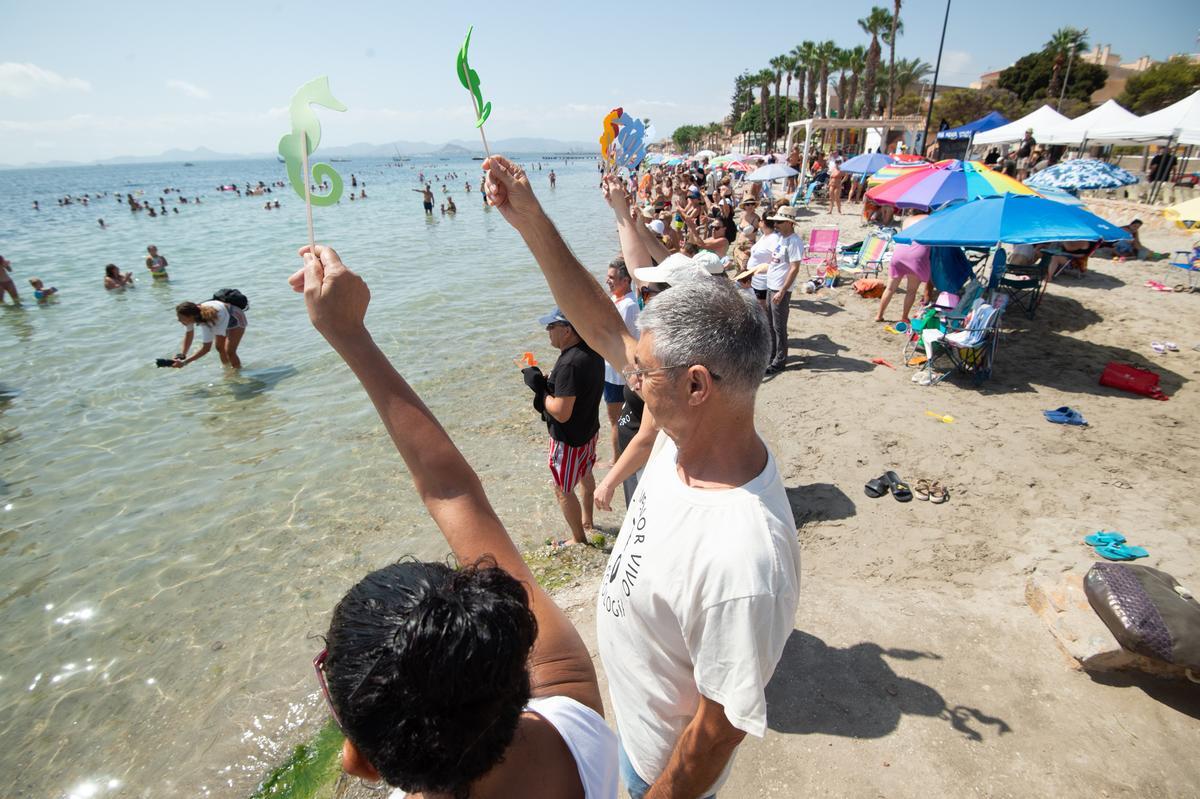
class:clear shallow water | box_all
[0,155,612,798]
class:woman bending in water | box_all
[173,299,247,369]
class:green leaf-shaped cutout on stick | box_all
[457,27,492,134]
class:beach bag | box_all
[1085,562,1200,673]
[213,288,249,311]
[1099,361,1167,401]
[852,279,884,298]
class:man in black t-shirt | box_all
[521,308,605,545]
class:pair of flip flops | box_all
[913,479,948,503]
[1083,531,1148,561]
[865,471,913,501]
[1044,406,1088,426]
[1151,341,1179,354]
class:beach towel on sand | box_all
[853,279,884,298]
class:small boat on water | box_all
[183,162,194,167]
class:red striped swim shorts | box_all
[548,434,598,494]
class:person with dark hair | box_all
[485,155,800,799]
[172,298,247,369]
[103,264,135,290]
[288,245,617,798]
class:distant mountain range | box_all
[0,138,597,170]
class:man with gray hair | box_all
[484,155,800,799]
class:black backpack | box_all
[212,288,249,311]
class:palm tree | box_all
[886,0,903,117]
[815,41,838,117]
[754,68,775,148]
[833,47,851,118]
[891,57,933,100]
[845,45,867,117]
[791,41,816,117]
[1045,26,1089,101]
[706,122,723,148]
[770,54,790,146]
[858,6,893,117]
[803,43,821,116]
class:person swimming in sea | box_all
[145,245,169,281]
[28,277,58,303]
[104,264,135,290]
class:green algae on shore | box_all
[250,719,344,799]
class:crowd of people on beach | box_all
[10,141,1179,798]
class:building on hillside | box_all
[1080,44,1156,103]
[972,46,1200,103]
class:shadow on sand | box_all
[786,483,856,525]
[1088,671,1200,721]
[766,630,1013,741]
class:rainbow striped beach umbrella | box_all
[865,161,927,187]
[867,159,1037,210]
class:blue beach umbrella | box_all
[745,163,798,182]
[839,152,895,174]
[1025,159,1138,192]
[892,194,1132,246]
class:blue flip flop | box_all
[1043,406,1071,417]
[1095,543,1148,561]
[1084,531,1126,546]
[1044,408,1088,426]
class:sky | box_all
[1,0,1197,164]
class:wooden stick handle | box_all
[301,130,316,252]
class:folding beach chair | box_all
[800,227,840,276]
[996,251,1051,318]
[922,296,1008,386]
[838,232,889,279]
[1168,246,1200,289]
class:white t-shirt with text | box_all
[767,233,805,292]
[596,432,800,795]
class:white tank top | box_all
[388,694,618,799]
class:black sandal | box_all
[885,471,913,502]
[864,474,890,498]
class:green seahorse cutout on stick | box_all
[278,76,347,208]
[456,26,492,156]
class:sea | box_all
[0,154,614,798]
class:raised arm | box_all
[484,155,636,373]
[601,176,652,270]
[289,244,601,714]
[632,214,674,265]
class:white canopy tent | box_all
[783,116,926,193]
[971,105,1070,146]
[1087,89,1200,146]
[1036,100,1142,146]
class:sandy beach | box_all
[329,204,1200,799]
[626,206,1200,796]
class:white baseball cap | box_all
[691,250,725,275]
[633,253,710,285]
[647,219,666,235]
